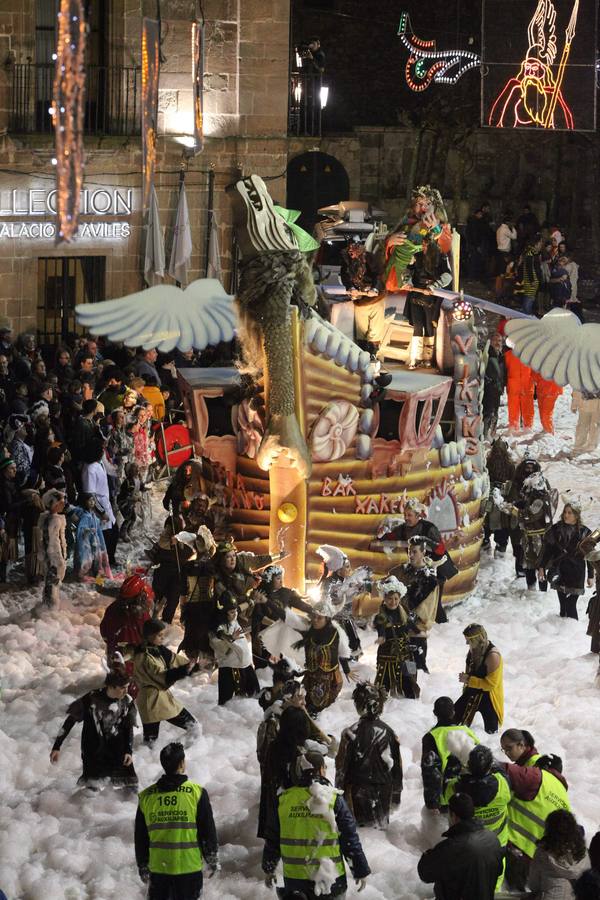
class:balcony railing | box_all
[10,63,141,136]
[288,70,324,137]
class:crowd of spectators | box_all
[0,325,230,590]
[464,204,583,320]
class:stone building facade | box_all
[0,0,290,340]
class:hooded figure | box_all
[335,682,403,828]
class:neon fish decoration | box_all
[398,11,481,91]
[488,0,578,129]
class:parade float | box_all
[176,176,490,605]
[77,175,491,605]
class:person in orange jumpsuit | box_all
[532,372,563,434]
[504,348,534,433]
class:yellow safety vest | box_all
[138,780,203,875]
[429,725,479,771]
[278,785,345,883]
[523,754,541,767]
[508,770,570,859]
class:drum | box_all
[155,423,193,468]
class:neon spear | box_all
[543,0,579,127]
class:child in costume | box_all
[209,592,260,706]
[38,488,68,608]
[72,492,111,580]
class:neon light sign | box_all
[397,12,480,91]
[488,0,579,129]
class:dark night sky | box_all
[291,0,483,130]
[291,0,598,133]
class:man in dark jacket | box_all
[418,792,503,900]
[135,741,219,900]
[482,332,506,439]
[263,750,370,899]
[421,696,479,811]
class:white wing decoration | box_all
[75,278,237,352]
[504,308,600,392]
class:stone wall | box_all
[0,0,291,337]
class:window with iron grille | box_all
[37,256,105,346]
[11,0,140,136]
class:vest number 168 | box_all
[158,795,178,806]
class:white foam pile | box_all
[1,389,599,898]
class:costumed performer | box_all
[317,544,372,659]
[209,592,260,705]
[539,501,593,619]
[379,496,457,623]
[455,623,504,735]
[389,535,440,673]
[373,575,419,699]
[335,681,403,828]
[294,598,356,717]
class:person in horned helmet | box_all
[335,681,403,827]
[316,544,370,660]
[294,597,356,717]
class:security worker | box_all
[446,745,511,891]
[262,750,370,899]
[421,696,479,810]
[502,755,570,891]
[500,728,541,767]
[135,742,219,900]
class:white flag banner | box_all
[144,184,165,286]
[168,181,193,284]
[207,212,222,284]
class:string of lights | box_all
[50,0,86,242]
[397,11,481,91]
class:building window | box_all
[37,256,105,345]
[11,0,140,136]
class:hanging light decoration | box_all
[142,17,161,214]
[191,3,205,154]
[50,0,86,243]
[398,11,480,91]
[452,297,474,320]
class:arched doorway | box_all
[286,151,350,233]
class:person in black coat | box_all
[482,332,506,439]
[50,671,138,788]
[335,682,402,828]
[540,502,594,619]
[418,792,503,900]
